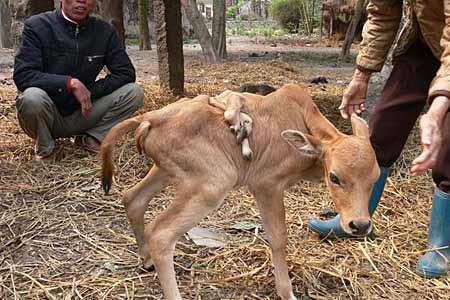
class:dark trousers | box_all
[370,41,450,193]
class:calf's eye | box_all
[329,172,341,185]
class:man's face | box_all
[61,0,96,23]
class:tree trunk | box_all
[180,0,219,63]
[154,0,184,95]
[0,0,13,48]
[319,3,323,42]
[10,0,54,18]
[98,0,126,47]
[250,0,262,17]
[148,0,154,21]
[25,0,54,15]
[265,0,270,18]
[138,0,151,50]
[258,0,262,17]
[340,0,365,59]
[212,0,226,59]
[10,0,54,48]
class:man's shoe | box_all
[34,145,55,162]
[74,135,101,153]
[416,187,450,278]
[308,214,348,238]
[308,167,390,238]
[34,153,55,162]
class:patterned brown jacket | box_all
[356,0,450,101]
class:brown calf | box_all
[101,84,380,300]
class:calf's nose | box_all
[348,219,371,235]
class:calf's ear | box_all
[351,114,370,139]
[282,130,323,157]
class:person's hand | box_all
[71,78,92,118]
[411,113,442,175]
[339,68,372,119]
[411,96,450,175]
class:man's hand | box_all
[70,78,92,118]
[411,96,450,175]
[339,68,372,119]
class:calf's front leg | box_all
[252,185,297,300]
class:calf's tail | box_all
[101,115,144,194]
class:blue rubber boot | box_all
[308,167,390,238]
[416,187,450,278]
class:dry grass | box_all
[1,57,449,300]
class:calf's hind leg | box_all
[143,180,232,300]
[123,165,169,260]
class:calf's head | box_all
[282,114,380,236]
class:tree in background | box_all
[154,0,184,95]
[23,0,54,15]
[340,0,366,59]
[10,0,54,48]
[251,0,262,18]
[181,0,218,63]
[98,0,126,47]
[270,0,305,33]
[321,0,366,41]
[0,0,13,48]
[212,0,226,59]
[138,0,151,50]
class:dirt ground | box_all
[1,37,449,300]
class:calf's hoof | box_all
[142,257,155,271]
[236,127,248,144]
[243,152,252,161]
[229,125,238,134]
[283,291,297,300]
[242,148,253,161]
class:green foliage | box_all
[183,36,198,44]
[226,22,285,37]
[269,0,319,34]
[226,5,238,18]
[226,0,247,19]
[269,0,303,33]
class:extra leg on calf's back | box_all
[209,91,254,160]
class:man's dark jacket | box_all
[13,10,136,116]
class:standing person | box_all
[13,0,144,159]
[308,1,450,278]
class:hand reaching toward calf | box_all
[339,68,371,119]
[411,96,450,175]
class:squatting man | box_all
[13,0,143,159]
